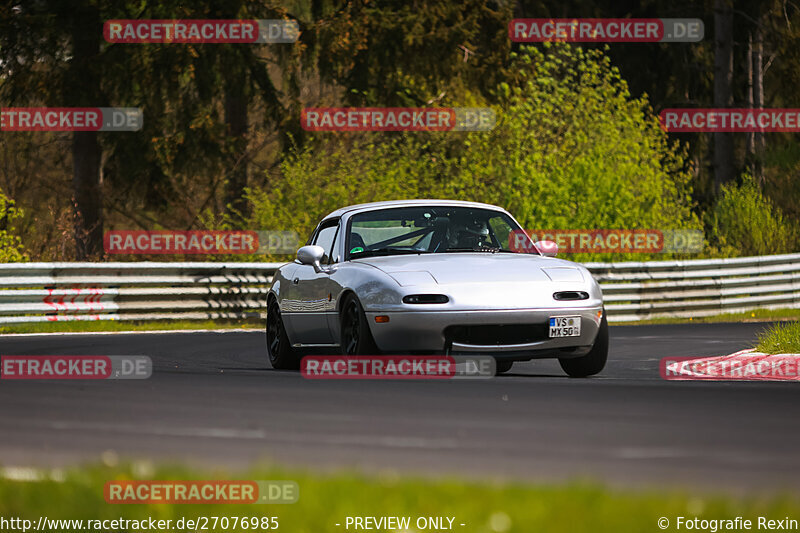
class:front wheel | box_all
[340,294,379,355]
[558,313,608,378]
[266,298,299,370]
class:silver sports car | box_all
[266,199,607,376]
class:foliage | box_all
[708,175,797,257]
[311,0,513,107]
[0,189,28,263]
[3,1,800,261]
[248,45,701,262]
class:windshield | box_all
[346,206,533,259]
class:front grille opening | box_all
[553,291,589,301]
[445,324,548,346]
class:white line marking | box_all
[44,420,461,450]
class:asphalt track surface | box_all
[0,322,797,493]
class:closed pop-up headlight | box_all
[553,291,590,301]
[403,294,449,304]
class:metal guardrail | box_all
[0,262,282,324]
[0,254,798,324]
[588,253,800,322]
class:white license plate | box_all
[549,316,582,338]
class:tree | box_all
[0,0,300,255]
[201,0,297,223]
[248,45,701,262]
[713,0,735,194]
[310,0,514,106]
[0,1,107,258]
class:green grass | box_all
[0,319,263,335]
[613,308,800,326]
[1,463,799,533]
[754,320,800,354]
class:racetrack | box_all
[0,323,797,493]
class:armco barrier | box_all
[588,253,800,321]
[0,262,282,324]
[0,254,798,324]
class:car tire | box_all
[340,294,379,355]
[558,313,608,377]
[495,360,514,374]
[266,297,300,370]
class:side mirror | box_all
[296,245,328,273]
[534,240,558,257]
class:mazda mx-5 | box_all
[266,199,607,376]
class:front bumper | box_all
[365,307,603,360]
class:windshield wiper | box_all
[443,246,503,253]
[351,248,431,258]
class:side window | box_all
[488,215,510,249]
[313,222,339,264]
[329,226,341,264]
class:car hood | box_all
[354,252,586,286]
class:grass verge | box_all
[2,308,799,334]
[1,463,799,533]
[612,308,800,326]
[0,319,263,335]
[754,320,800,354]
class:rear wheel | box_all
[266,298,299,370]
[559,313,608,377]
[340,294,379,355]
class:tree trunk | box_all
[67,3,103,259]
[746,32,754,160]
[752,25,765,183]
[223,60,250,222]
[713,0,735,194]
[72,132,103,259]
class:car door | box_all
[282,219,340,345]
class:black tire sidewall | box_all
[340,295,377,355]
[559,313,608,377]
[267,298,299,370]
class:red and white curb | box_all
[660,348,800,381]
